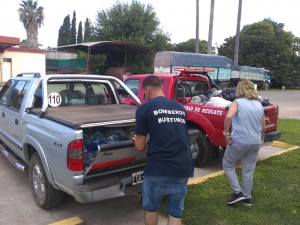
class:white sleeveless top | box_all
[231,98,264,145]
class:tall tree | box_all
[71,11,77,44]
[218,18,298,87]
[94,1,169,51]
[84,18,93,42]
[77,21,83,44]
[18,0,44,49]
[57,15,71,46]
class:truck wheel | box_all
[263,82,270,90]
[190,131,212,167]
[29,153,64,209]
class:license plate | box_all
[132,171,144,185]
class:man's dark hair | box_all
[142,75,162,89]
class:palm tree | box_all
[18,0,44,49]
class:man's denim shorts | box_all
[142,175,188,218]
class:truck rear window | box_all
[33,81,117,108]
[177,80,209,97]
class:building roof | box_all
[6,47,46,54]
[0,36,20,52]
[57,41,151,55]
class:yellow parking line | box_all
[48,217,84,225]
[188,142,299,185]
[270,141,297,149]
[188,170,224,185]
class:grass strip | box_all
[182,118,300,225]
[183,149,300,225]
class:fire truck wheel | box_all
[190,130,212,167]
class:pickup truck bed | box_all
[30,104,135,129]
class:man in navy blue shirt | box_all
[134,75,194,225]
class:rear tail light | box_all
[67,139,84,171]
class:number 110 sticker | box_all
[48,92,62,107]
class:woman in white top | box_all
[223,79,265,206]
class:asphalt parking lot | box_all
[0,90,299,225]
[258,90,300,119]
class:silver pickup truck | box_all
[0,73,199,209]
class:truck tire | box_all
[29,153,64,209]
[263,82,270,90]
[190,130,212,167]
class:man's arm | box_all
[134,135,147,151]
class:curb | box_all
[48,217,84,225]
[188,142,299,186]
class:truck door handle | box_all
[15,119,19,125]
[1,112,4,117]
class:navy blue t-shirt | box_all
[135,96,194,178]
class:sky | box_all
[1,0,300,48]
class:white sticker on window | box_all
[48,92,62,107]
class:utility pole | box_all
[207,0,215,54]
[195,0,199,53]
[234,0,243,65]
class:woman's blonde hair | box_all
[236,79,258,100]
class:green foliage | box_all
[71,11,77,44]
[77,21,83,44]
[57,15,71,46]
[173,39,208,53]
[90,55,109,74]
[218,36,235,59]
[18,0,44,49]
[94,1,170,51]
[19,39,27,48]
[292,37,300,52]
[218,18,300,88]
[84,18,93,42]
